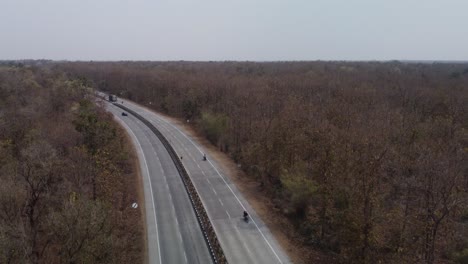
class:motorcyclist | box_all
[203,154,207,161]
[243,210,249,221]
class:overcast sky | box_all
[0,0,467,61]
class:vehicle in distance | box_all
[109,94,118,102]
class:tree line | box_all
[0,65,144,264]
[59,61,468,263]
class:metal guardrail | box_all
[114,103,228,264]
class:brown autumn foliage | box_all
[59,61,468,263]
[0,64,143,264]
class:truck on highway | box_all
[108,94,117,102]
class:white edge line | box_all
[109,104,163,264]
[130,101,284,264]
[142,127,187,257]
[124,104,229,259]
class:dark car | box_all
[121,112,128,116]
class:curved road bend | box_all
[104,101,213,264]
[114,99,292,264]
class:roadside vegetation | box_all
[61,61,468,263]
[0,65,144,264]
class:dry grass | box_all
[145,110,335,264]
[105,116,146,264]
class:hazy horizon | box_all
[1,0,467,61]
[3,59,468,64]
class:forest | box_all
[59,61,468,264]
[0,64,144,263]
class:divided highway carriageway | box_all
[101,96,291,264]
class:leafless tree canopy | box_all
[59,61,468,263]
[0,65,143,264]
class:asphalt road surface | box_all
[105,101,213,264]
[104,97,291,264]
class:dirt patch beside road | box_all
[113,115,147,264]
[125,131,148,264]
[151,113,333,264]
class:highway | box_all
[105,102,213,264]
[104,97,291,264]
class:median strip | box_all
[114,103,228,264]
